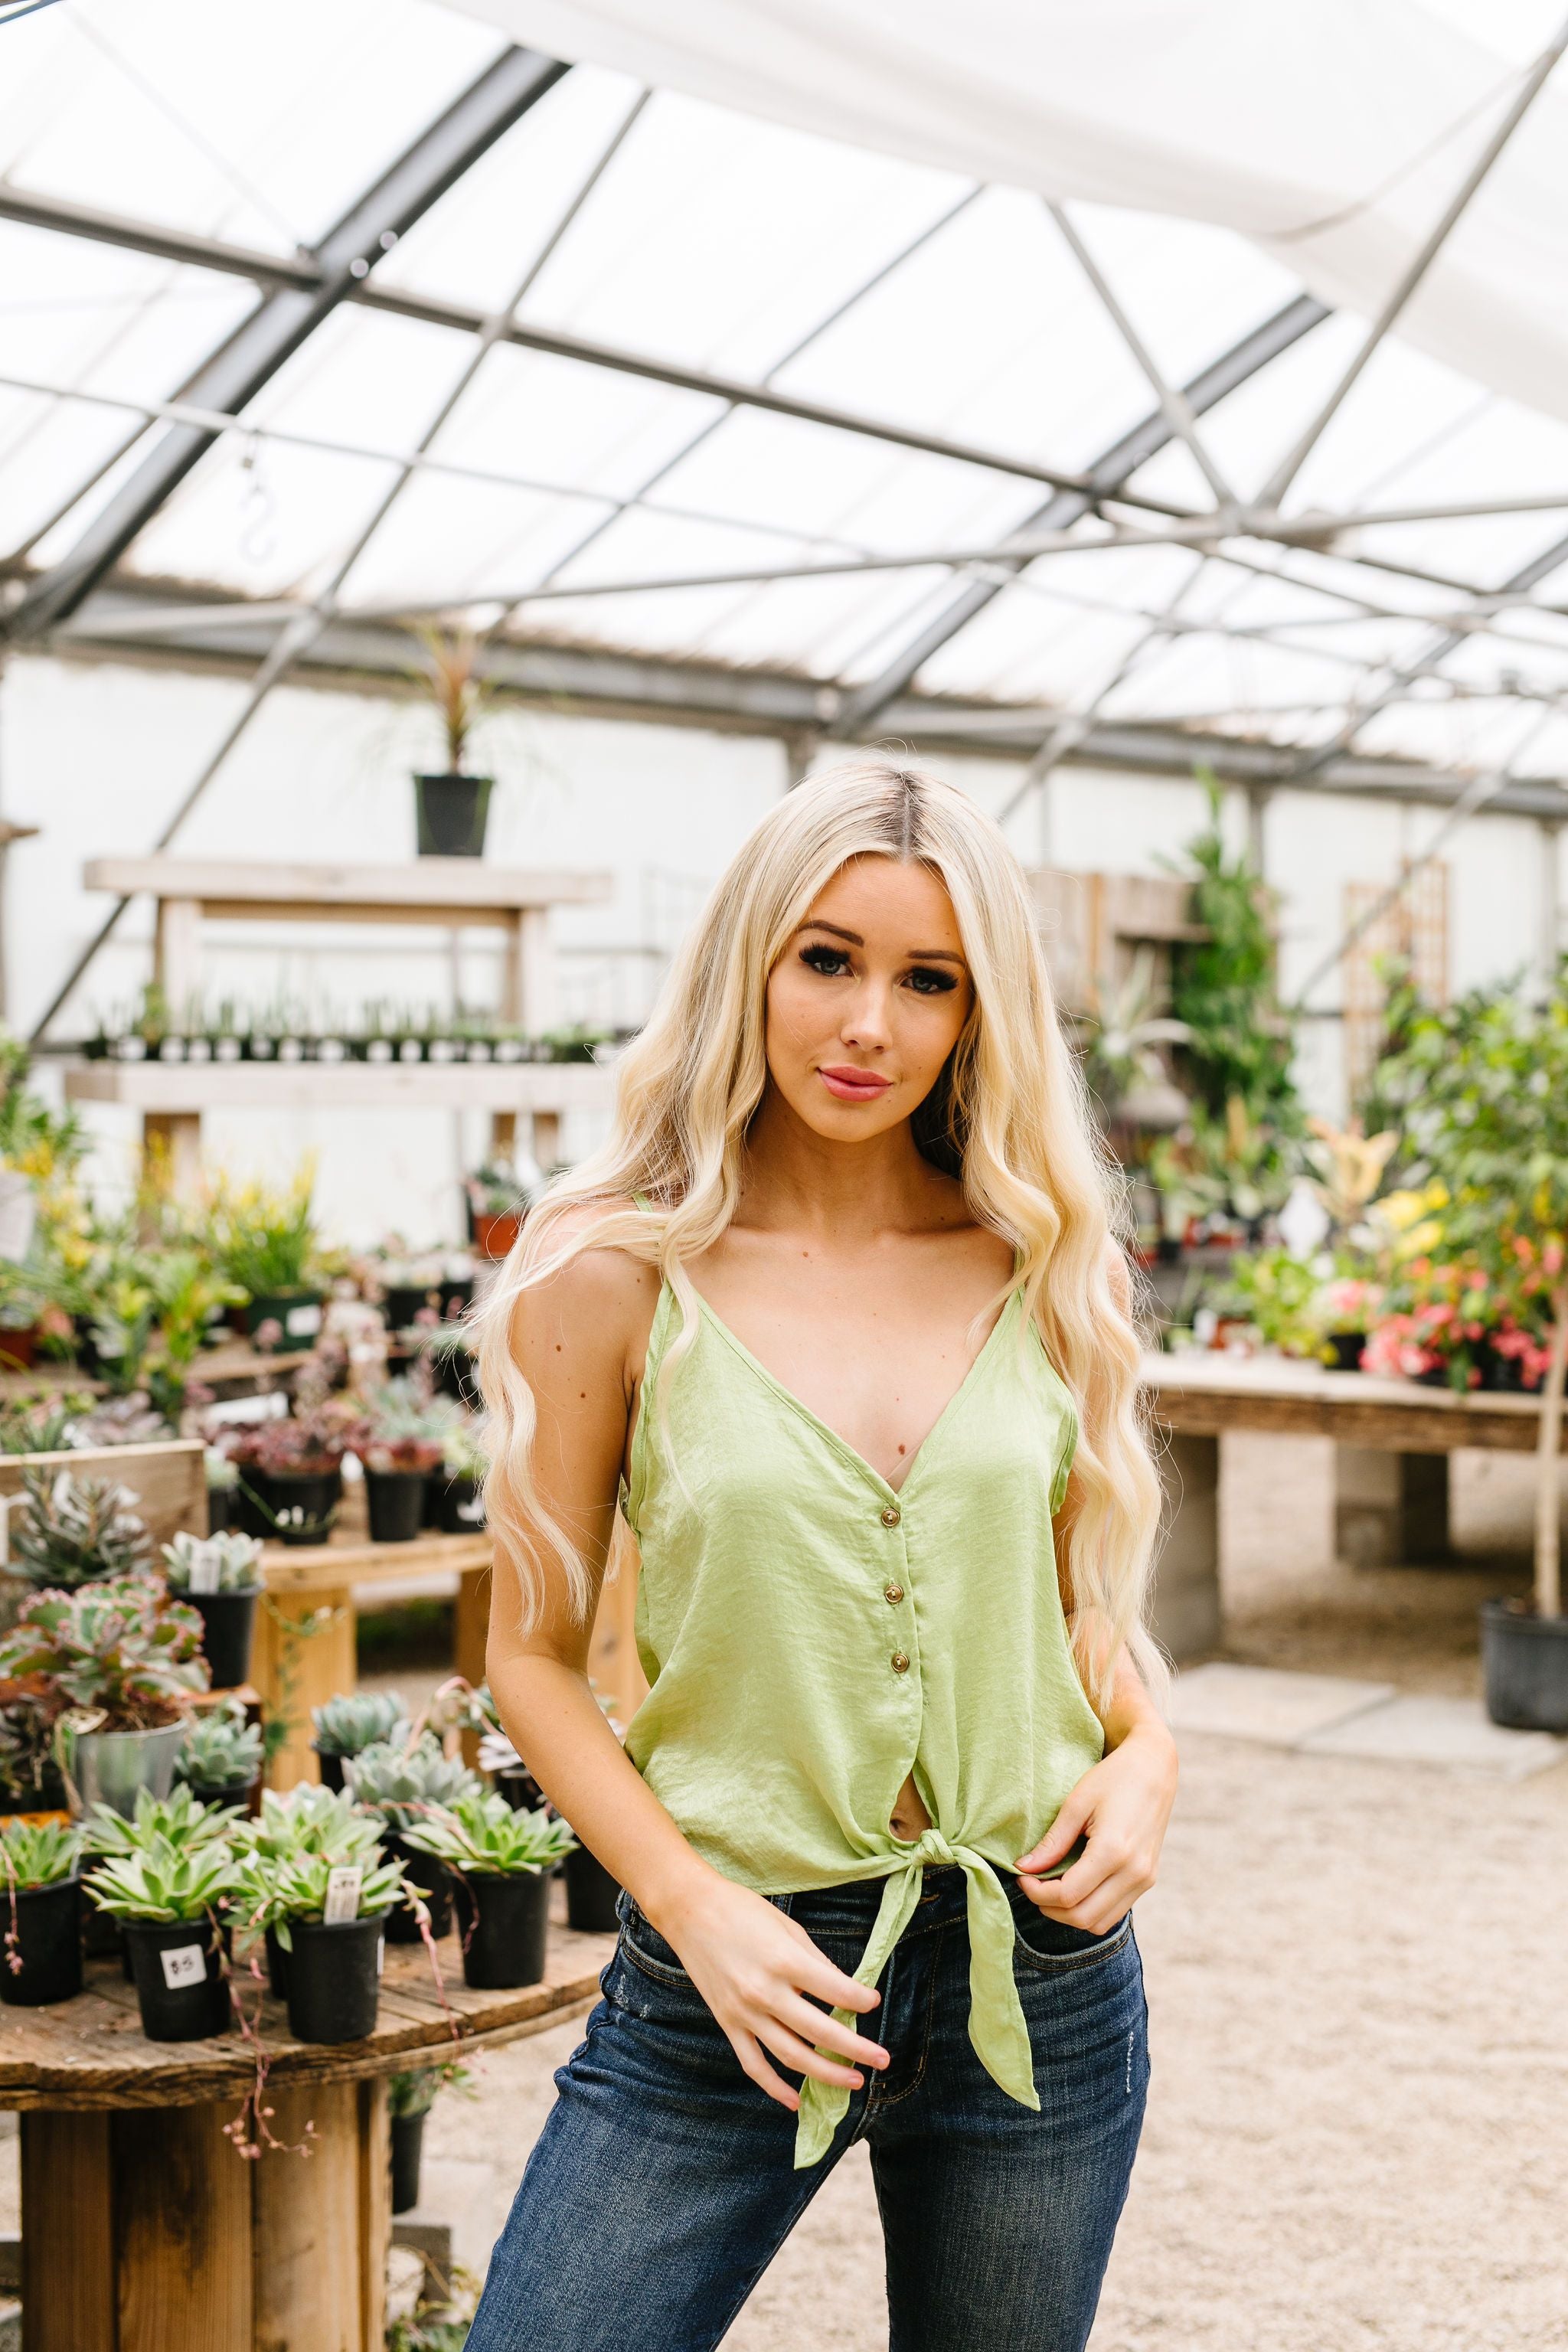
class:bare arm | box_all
[485,1220,887,2109]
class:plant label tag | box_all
[160,1942,207,1991]
[376,1934,385,1977]
[323,1866,363,1925]
[187,1549,221,1594]
[456,1497,484,1524]
[286,1302,323,1338]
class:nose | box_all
[841,975,893,1053]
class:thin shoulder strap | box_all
[632,1190,653,1213]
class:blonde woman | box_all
[466,761,1177,2352]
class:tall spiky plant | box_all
[11,1468,152,1591]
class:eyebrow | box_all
[798,918,966,965]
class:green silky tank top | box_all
[619,1250,1101,2169]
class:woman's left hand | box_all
[1014,1722,1178,1937]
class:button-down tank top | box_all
[619,1249,1101,2168]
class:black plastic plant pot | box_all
[492,1764,549,1814]
[438,1473,485,1534]
[564,1845,622,1934]
[191,1588,260,1688]
[383,1833,451,1942]
[185,1775,259,1816]
[264,1924,290,2001]
[283,1913,387,2043]
[382,1283,436,1331]
[390,2109,426,2214]
[437,1350,482,1410]
[0,1878,83,2007]
[267,1468,341,1523]
[312,1746,346,1792]
[234,1474,276,1541]
[245,1289,324,1348]
[452,1869,550,1989]
[421,1472,443,1529]
[414,771,492,858]
[206,1483,237,1537]
[122,1917,230,2043]
[0,1762,68,1816]
[365,1469,426,1545]
[1325,1331,1365,1373]
[1481,1599,1568,1733]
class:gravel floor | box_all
[8,1436,1566,2349]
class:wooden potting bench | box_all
[2,1897,614,2352]
[1142,1352,1548,1658]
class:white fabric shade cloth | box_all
[442,0,1568,433]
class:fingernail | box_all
[850,2073,863,2088]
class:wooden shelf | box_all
[260,1525,491,1594]
[84,854,612,920]
[66,1059,614,1113]
[1142,1348,1545,1452]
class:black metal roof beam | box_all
[824,291,1331,740]
[2,47,568,644]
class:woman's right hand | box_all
[656,1871,890,2110]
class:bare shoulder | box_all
[511,1197,660,1365]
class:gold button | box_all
[884,1583,904,1606]
[890,1651,910,1674]
[880,1504,901,1527]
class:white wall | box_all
[1,651,1559,1242]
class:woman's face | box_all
[763,854,972,1144]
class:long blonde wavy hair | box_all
[476,758,1165,1709]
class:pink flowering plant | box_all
[1376,973,1568,1618]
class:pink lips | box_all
[818,1063,893,1102]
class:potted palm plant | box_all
[409,628,494,858]
[9,1468,152,1591]
[0,1817,84,2007]
[173,1699,265,1809]
[87,1834,236,2040]
[401,1792,575,1988]
[310,1689,410,1791]
[161,1530,265,1687]
[0,1574,207,1815]
[346,1732,482,1941]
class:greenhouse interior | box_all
[2,2,1568,2347]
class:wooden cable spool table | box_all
[3,1893,615,2352]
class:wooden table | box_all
[3,1895,613,2352]
[1141,1351,1547,1658]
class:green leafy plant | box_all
[87,1835,238,1923]
[410,626,492,773]
[387,2060,474,2120]
[440,1418,487,1481]
[161,1530,263,1594]
[311,1689,410,1759]
[0,1816,83,1892]
[83,1782,235,1857]
[0,1390,93,1455]
[401,1792,576,1877]
[360,1379,456,1476]
[1216,1247,1325,1356]
[204,1166,321,1298]
[348,1733,482,1829]
[10,1468,152,1591]
[0,1575,208,1730]
[231,1844,408,1949]
[175,1701,265,1792]
[231,1782,384,1865]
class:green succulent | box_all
[231,1782,384,1864]
[231,1844,408,1949]
[401,1792,577,1877]
[87,1834,238,1923]
[0,1576,207,1730]
[83,1782,235,1857]
[10,1468,152,1591]
[174,1701,264,1792]
[387,2061,473,2120]
[310,1690,410,1759]
[0,1815,83,1891]
[161,1530,264,1594]
[347,1733,482,1829]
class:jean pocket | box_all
[616,1899,694,1989]
[1011,1902,1132,1975]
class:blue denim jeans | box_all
[467,1866,1148,2352]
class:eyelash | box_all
[798,943,959,995]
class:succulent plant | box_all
[174,1700,264,1792]
[10,1468,152,1592]
[161,1530,264,1594]
[233,1782,384,1864]
[347,1733,482,1829]
[0,1816,83,1891]
[230,1844,408,1949]
[83,1782,235,1857]
[0,1576,208,1731]
[87,1834,238,1923]
[387,2061,473,2120]
[359,1377,459,1475]
[310,1690,410,1759]
[401,1792,576,1877]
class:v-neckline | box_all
[687,1282,1019,1500]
